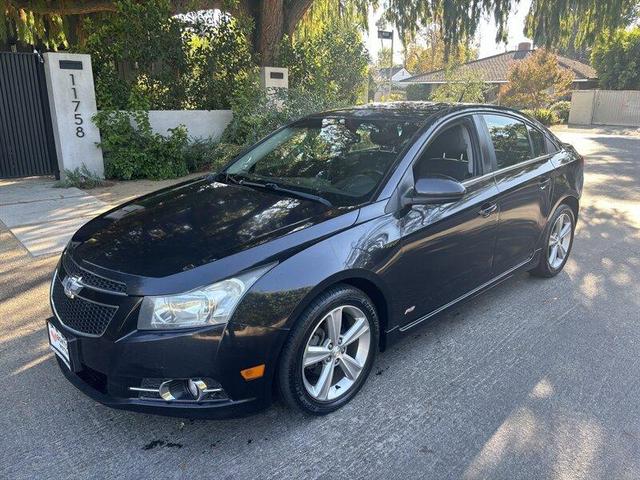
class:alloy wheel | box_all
[302,305,371,402]
[548,212,573,269]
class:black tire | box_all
[529,204,576,278]
[278,284,379,415]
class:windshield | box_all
[224,116,422,206]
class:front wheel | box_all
[530,204,576,278]
[278,285,379,415]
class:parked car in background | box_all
[47,102,583,417]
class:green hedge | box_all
[93,111,242,181]
[521,108,560,126]
[550,101,571,124]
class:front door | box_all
[389,117,500,329]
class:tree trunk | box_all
[252,0,313,65]
[255,0,284,66]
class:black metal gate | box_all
[0,52,59,179]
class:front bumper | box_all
[47,314,288,419]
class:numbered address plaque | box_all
[44,53,104,178]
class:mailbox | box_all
[260,67,289,91]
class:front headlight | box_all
[137,264,274,330]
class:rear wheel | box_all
[530,204,575,278]
[278,285,379,415]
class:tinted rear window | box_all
[483,115,532,169]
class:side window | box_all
[546,136,559,154]
[413,121,476,182]
[483,115,532,169]
[528,126,546,157]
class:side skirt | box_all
[396,250,541,334]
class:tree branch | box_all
[7,0,244,16]
[8,1,117,14]
[284,0,313,35]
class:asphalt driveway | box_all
[1,128,639,479]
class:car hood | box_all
[69,177,350,281]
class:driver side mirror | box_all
[403,176,466,206]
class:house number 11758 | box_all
[69,74,85,138]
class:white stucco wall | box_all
[569,90,640,127]
[569,90,596,126]
[146,110,233,140]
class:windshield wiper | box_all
[215,172,243,185]
[236,178,333,207]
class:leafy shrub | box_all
[181,12,255,110]
[591,27,640,90]
[499,49,574,109]
[218,21,371,147]
[379,92,407,102]
[521,108,560,126]
[431,68,488,103]
[182,137,218,172]
[93,110,189,180]
[55,165,108,189]
[222,75,348,146]
[550,101,571,123]
[209,143,244,169]
[406,84,431,101]
[278,23,369,106]
[183,139,243,172]
[79,0,255,110]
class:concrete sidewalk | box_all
[0,177,110,257]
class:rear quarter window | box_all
[528,126,547,157]
[545,136,560,154]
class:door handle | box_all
[538,177,551,190]
[478,203,498,217]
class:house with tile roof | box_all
[400,42,598,100]
[378,66,413,83]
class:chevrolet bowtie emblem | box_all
[62,275,83,299]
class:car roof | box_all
[305,101,530,124]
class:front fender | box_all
[231,210,401,333]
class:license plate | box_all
[48,322,71,369]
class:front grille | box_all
[62,254,126,294]
[51,274,118,336]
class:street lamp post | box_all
[378,29,393,101]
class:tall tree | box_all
[3,0,639,61]
[591,27,640,90]
[525,0,639,51]
[1,0,316,64]
[404,26,477,75]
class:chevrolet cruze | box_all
[47,102,583,417]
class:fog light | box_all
[159,379,188,401]
[187,379,207,401]
[130,377,227,402]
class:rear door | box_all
[480,114,555,275]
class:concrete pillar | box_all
[260,67,288,106]
[43,53,104,179]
